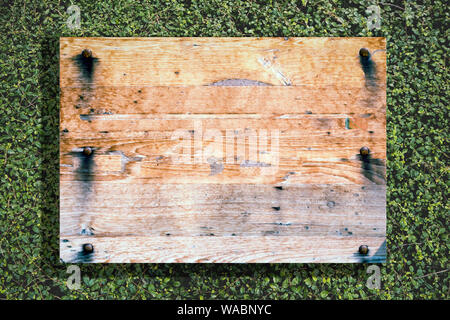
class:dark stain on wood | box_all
[76,147,95,180]
[73,53,99,83]
[354,239,386,263]
[357,153,386,184]
[71,148,96,234]
[263,230,280,235]
[273,222,291,226]
[75,248,94,263]
[359,49,377,87]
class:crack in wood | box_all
[209,79,272,86]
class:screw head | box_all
[82,243,94,254]
[358,245,369,255]
[360,146,370,157]
[359,48,370,58]
[82,147,92,156]
[82,49,92,58]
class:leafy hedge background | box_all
[0,0,448,299]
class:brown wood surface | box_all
[60,37,386,87]
[61,236,386,263]
[59,37,386,263]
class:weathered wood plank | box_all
[61,215,385,237]
[60,236,386,263]
[60,183,385,237]
[60,116,385,137]
[60,37,386,263]
[60,138,386,164]
[60,157,386,185]
[60,124,386,184]
[60,37,386,87]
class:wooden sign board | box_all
[60,37,386,263]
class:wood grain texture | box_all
[60,183,385,237]
[60,236,386,263]
[59,37,386,263]
[60,37,386,87]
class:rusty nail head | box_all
[82,49,92,58]
[82,147,92,156]
[359,48,370,58]
[82,243,94,254]
[360,146,370,157]
[358,245,369,255]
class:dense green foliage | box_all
[0,0,448,299]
